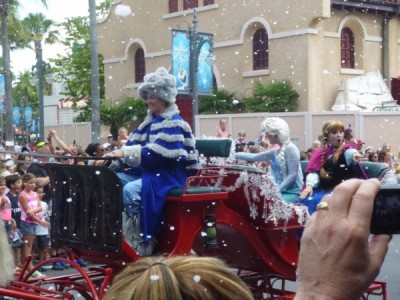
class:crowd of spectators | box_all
[0,126,130,279]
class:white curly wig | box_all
[138,67,177,104]
[260,117,290,144]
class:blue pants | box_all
[117,171,142,215]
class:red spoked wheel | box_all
[11,257,113,300]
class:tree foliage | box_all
[199,89,245,114]
[51,16,98,100]
[244,81,299,113]
[12,70,39,111]
[100,96,147,137]
[96,0,112,19]
[21,12,58,51]
[50,16,105,121]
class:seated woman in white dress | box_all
[235,117,303,203]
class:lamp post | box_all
[30,46,51,141]
[189,9,215,134]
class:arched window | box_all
[169,0,178,13]
[253,28,268,70]
[183,0,198,10]
[341,27,355,68]
[135,48,145,83]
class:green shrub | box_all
[245,81,299,112]
[199,89,245,114]
[100,95,147,136]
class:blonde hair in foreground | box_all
[104,256,254,300]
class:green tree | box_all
[100,96,147,137]
[245,81,299,113]
[50,16,105,122]
[199,89,244,114]
[21,12,58,138]
[12,70,38,109]
[0,0,47,141]
[96,0,112,21]
[22,13,58,55]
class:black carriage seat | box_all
[45,163,124,262]
[300,161,389,180]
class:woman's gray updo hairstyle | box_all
[260,117,290,144]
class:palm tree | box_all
[22,12,58,139]
[0,0,47,142]
[13,70,39,110]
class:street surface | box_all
[376,234,400,299]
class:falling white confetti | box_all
[115,4,132,17]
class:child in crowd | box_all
[19,173,49,278]
[235,130,247,152]
[6,174,23,275]
[216,119,231,138]
[34,186,50,272]
[118,127,129,145]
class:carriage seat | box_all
[168,138,232,199]
[160,139,232,255]
[300,161,389,180]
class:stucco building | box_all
[97,0,400,124]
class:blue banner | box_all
[24,105,33,127]
[197,34,214,95]
[30,119,38,133]
[172,30,191,94]
[171,29,214,96]
[0,74,5,113]
[13,106,21,126]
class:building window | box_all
[169,0,178,13]
[183,0,198,10]
[204,0,214,5]
[253,28,268,70]
[341,27,355,68]
[135,48,145,83]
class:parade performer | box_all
[108,67,198,256]
[298,120,366,213]
[235,117,303,203]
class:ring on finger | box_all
[316,201,329,211]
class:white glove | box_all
[123,145,142,167]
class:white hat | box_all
[1,170,11,177]
[4,159,14,167]
[138,67,177,104]
[103,142,111,149]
